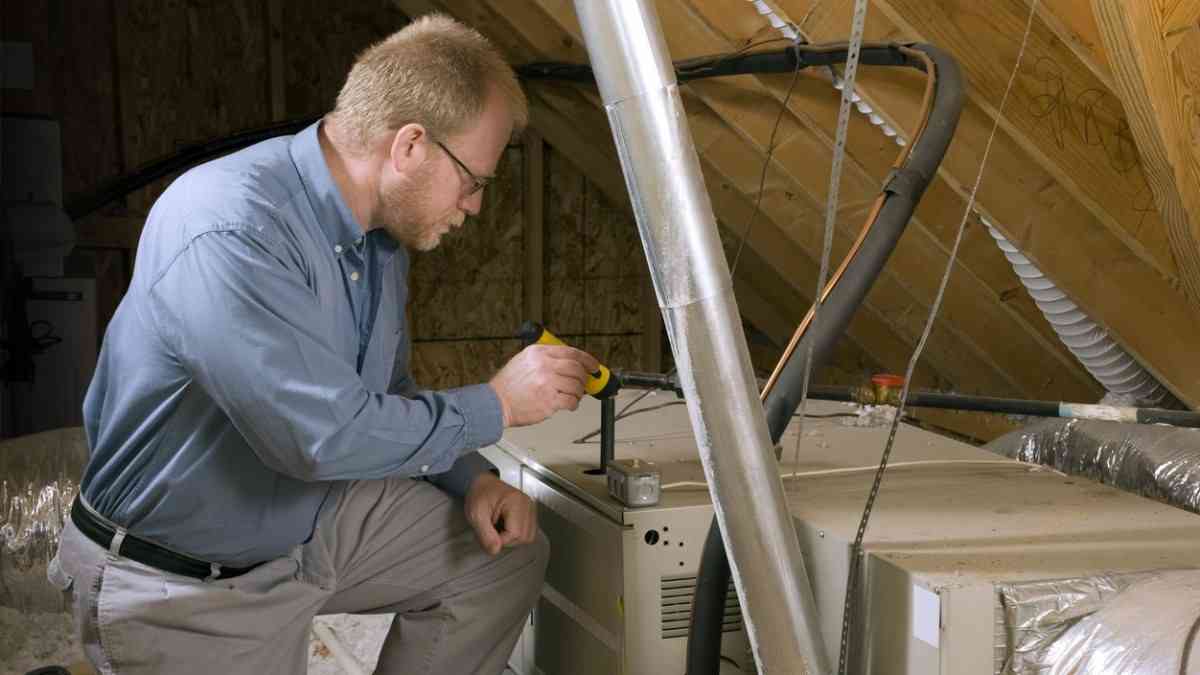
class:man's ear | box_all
[388,123,428,176]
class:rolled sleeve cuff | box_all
[452,383,505,450]
[428,451,498,499]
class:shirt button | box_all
[334,244,343,254]
[350,271,360,281]
[420,465,429,473]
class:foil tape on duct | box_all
[985,417,1200,513]
[1045,570,1200,674]
[997,571,1155,674]
[997,570,1200,674]
[0,428,88,613]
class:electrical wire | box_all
[568,396,681,444]
[676,36,799,80]
[834,3,1041,673]
[661,458,1048,490]
[571,398,858,444]
[727,43,805,279]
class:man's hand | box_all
[489,344,600,427]
[464,472,538,556]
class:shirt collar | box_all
[290,121,373,254]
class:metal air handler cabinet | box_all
[481,393,1200,674]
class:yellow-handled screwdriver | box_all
[517,321,620,399]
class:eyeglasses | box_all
[435,140,493,197]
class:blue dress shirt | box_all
[80,122,504,566]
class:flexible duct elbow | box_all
[985,224,1174,406]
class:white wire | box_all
[661,458,1049,490]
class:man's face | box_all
[375,89,514,251]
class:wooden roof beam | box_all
[866,0,1182,291]
[1035,0,1115,90]
[1092,0,1200,310]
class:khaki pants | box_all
[49,477,549,675]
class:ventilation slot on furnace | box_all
[660,574,743,639]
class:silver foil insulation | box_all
[1,427,88,612]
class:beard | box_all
[374,166,447,252]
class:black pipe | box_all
[803,385,1200,428]
[74,44,913,223]
[600,397,616,469]
[519,43,915,83]
[65,117,319,221]
[69,43,929,223]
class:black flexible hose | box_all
[806,385,1200,428]
[65,117,319,221]
[73,45,912,223]
[686,44,964,675]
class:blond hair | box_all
[329,14,528,150]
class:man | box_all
[49,15,597,675]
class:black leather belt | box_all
[70,497,262,581]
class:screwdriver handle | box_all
[518,321,620,399]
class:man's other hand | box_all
[464,473,537,556]
[488,344,600,427]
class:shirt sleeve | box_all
[386,317,499,498]
[145,225,505,482]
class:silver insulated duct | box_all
[570,2,829,673]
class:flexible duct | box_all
[985,223,1174,406]
[1044,570,1200,674]
[986,417,1200,513]
[570,2,829,671]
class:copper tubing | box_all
[760,46,939,402]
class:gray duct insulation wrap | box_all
[0,428,87,613]
[986,417,1200,514]
[998,570,1200,674]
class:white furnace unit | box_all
[482,393,1200,674]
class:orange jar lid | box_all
[871,373,905,388]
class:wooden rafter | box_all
[1036,0,1115,90]
[870,0,1181,288]
[1163,0,1200,34]
[1092,0,1200,308]
[780,0,1200,407]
